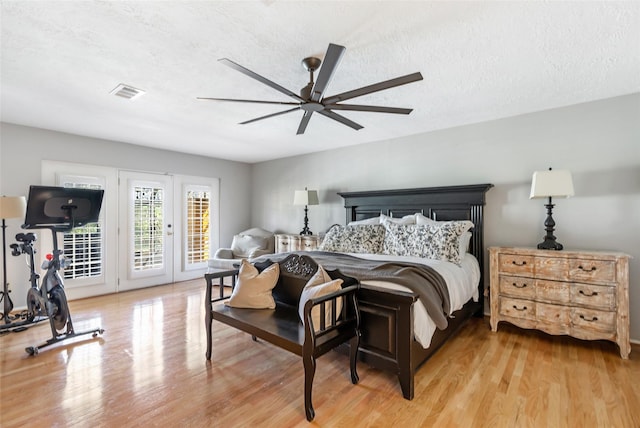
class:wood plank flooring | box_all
[1,279,638,427]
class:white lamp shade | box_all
[530,170,575,199]
[293,190,319,206]
[0,196,27,220]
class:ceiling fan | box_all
[198,43,423,135]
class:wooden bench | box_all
[204,253,361,421]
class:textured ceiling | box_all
[1,1,639,163]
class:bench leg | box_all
[302,352,316,421]
[349,335,360,384]
[205,313,213,360]
[205,279,213,360]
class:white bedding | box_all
[344,252,481,348]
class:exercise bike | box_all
[0,232,50,332]
[19,185,105,355]
[20,226,104,355]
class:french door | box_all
[118,171,174,291]
[43,161,219,297]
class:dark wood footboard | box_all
[355,285,416,398]
[338,183,493,398]
[351,284,480,400]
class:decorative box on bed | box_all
[336,184,493,399]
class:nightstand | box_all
[489,247,630,359]
[275,234,321,253]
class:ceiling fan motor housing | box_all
[300,57,321,100]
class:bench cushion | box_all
[226,260,279,309]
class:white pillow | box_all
[347,216,380,226]
[459,231,472,254]
[231,234,269,258]
[414,213,436,225]
[380,213,416,225]
[298,265,343,331]
[225,259,279,309]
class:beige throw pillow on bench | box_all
[225,259,279,309]
[298,265,343,331]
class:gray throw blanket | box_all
[252,251,451,330]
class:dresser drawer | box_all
[276,237,291,252]
[301,236,319,251]
[571,308,615,334]
[499,275,535,299]
[570,283,615,310]
[535,256,569,281]
[536,302,570,332]
[568,259,615,284]
[535,279,570,304]
[499,297,535,320]
[498,254,534,275]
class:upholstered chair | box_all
[207,227,275,270]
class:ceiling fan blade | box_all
[318,110,364,131]
[197,97,300,106]
[218,58,305,102]
[322,72,423,105]
[310,43,346,102]
[325,104,413,114]
[239,107,301,125]
[296,111,314,135]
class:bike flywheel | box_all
[49,286,70,331]
[26,288,43,322]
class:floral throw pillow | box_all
[319,224,385,254]
[382,221,473,265]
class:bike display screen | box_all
[23,185,104,230]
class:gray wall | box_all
[250,93,640,342]
[0,122,251,301]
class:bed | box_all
[333,183,493,399]
[255,183,492,399]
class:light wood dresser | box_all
[275,234,321,253]
[489,247,630,359]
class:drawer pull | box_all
[512,305,528,311]
[578,265,597,272]
[579,314,599,322]
[579,290,598,297]
[511,260,527,266]
[512,282,528,289]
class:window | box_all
[184,186,211,268]
[58,177,104,281]
[132,185,165,271]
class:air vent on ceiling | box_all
[110,83,145,100]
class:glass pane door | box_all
[119,171,173,290]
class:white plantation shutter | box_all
[185,187,211,266]
[58,177,104,281]
[132,185,164,271]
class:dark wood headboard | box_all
[338,184,494,307]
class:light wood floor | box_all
[1,279,638,427]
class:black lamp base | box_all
[299,205,312,236]
[537,198,564,251]
[537,238,564,251]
